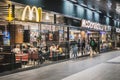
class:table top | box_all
[15,54,28,56]
[0,52,11,55]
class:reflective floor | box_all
[0,51,120,80]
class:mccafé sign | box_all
[21,5,42,22]
[116,28,120,33]
[81,20,103,31]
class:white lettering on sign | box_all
[81,20,103,31]
[106,26,111,31]
[116,28,120,33]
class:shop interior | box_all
[0,4,70,71]
[7,19,69,68]
[116,34,120,47]
[87,31,112,52]
[100,31,112,52]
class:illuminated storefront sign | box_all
[106,26,111,31]
[21,5,42,22]
[100,25,112,31]
[116,28,120,33]
[81,20,103,31]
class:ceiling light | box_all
[89,7,95,11]
[104,16,107,18]
[116,19,119,21]
[116,3,120,14]
[96,10,102,13]
[108,16,111,18]
[107,0,112,9]
[80,3,87,7]
[67,0,78,3]
[96,0,100,1]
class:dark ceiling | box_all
[0,0,120,23]
[72,0,120,20]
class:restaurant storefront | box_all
[81,19,113,53]
[115,28,120,48]
[13,5,70,64]
[0,3,72,72]
[0,0,117,73]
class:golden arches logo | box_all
[21,5,42,22]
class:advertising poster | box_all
[3,31,10,45]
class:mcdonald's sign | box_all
[21,5,42,22]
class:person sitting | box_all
[56,45,63,54]
[41,46,50,60]
[49,44,57,57]
[12,44,21,54]
[29,45,38,54]
[22,44,28,54]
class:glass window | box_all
[42,12,54,23]
[56,15,64,24]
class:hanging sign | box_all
[116,28,120,33]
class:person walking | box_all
[90,38,96,57]
[86,42,90,54]
[72,44,78,59]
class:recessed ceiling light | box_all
[107,0,112,9]
[68,0,78,3]
[80,3,87,7]
[116,3,120,14]
[96,0,100,1]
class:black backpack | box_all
[90,40,95,47]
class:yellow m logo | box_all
[21,5,42,22]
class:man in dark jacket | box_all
[77,39,81,54]
[90,38,96,56]
[81,38,85,56]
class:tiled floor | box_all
[0,51,120,80]
[62,56,120,80]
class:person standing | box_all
[94,39,98,54]
[77,39,81,54]
[72,44,78,58]
[12,44,21,54]
[81,38,85,56]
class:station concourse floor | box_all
[0,50,120,80]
